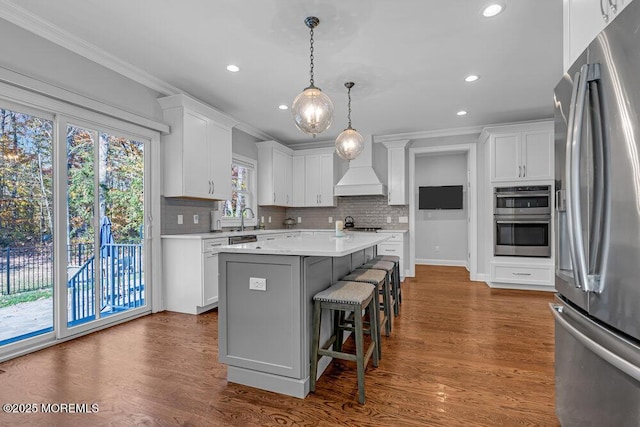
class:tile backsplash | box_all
[161,195,408,235]
[285,196,408,230]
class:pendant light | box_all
[335,82,364,160]
[291,16,333,137]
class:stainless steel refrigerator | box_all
[552,1,640,425]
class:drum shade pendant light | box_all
[291,17,333,137]
[335,82,364,160]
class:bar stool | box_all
[341,268,391,358]
[310,281,379,404]
[361,259,399,316]
[374,255,401,306]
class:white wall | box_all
[414,153,468,265]
[232,128,260,160]
[0,19,164,123]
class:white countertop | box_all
[161,228,408,240]
[214,233,391,257]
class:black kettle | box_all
[344,216,355,228]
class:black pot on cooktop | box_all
[344,216,355,228]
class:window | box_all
[222,154,257,226]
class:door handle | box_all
[212,182,214,194]
[518,165,522,177]
[522,165,526,177]
[600,0,609,22]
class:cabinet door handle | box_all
[522,165,526,177]
[518,166,522,177]
[209,181,212,194]
[601,0,609,22]
[286,195,289,204]
[273,192,276,203]
[385,249,397,252]
[512,272,532,276]
[212,182,215,194]
[319,194,322,204]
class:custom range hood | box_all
[334,135,386,196]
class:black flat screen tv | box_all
[419,185,463,210]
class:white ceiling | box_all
[2,0,562,146]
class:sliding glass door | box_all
[0,104,54,346]
[59,118,149,337]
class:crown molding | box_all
[374,125,484,143]
[234,122,274,141]
[0,0,182,96]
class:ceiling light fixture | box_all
[226,64,240,72]
[465,74,479,82]
[335,82,364,161]
[291,16,333,137]
[278,104,289,110]
[457,110,468,116]
[482,2,505,17]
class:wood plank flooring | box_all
[0,265,558,426]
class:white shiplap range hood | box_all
[334,135,386,196]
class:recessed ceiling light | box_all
[278,104,288,110]
[465,75,479,82]
[482,2,505,17]
[457,110,468,116]
[226,64,240,72]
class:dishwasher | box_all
[228,234,258,245]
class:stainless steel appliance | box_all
[493,186,551,257]
[228,235,257,245]
[551,2,640,425]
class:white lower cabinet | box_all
[163,236,227,314]
[489,260,554,290]
[376,231,407,280]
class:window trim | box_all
[221,153,258,228]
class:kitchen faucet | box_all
[240,207,255,231]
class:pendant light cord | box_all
[347,85,352,128]
[309,27,315,87]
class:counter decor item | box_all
[335,220,344,237]
[283,217,296,229]
[344,216,355,228]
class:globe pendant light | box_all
[335,82,364,160]
[291,16,333,137]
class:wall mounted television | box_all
[419,185,463,210]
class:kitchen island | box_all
[216,232,390,398]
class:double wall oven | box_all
[494,185,551,257]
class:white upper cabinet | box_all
[564,0,633,71]
[159,94,235,200]
[257,140,293,206]
[484,121,553,183]
[292,147,339,207]
[381,140,410,205]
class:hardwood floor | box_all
[0,265,558,426]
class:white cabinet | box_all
[484,122,553,183]
[257,231,299,241]
[376,231,408,280]
[291,147,340,207]
[489,260,555,291]
[257,141,293,206]
[163,236,228,314]
[159,94,235,200]
[291,155,305,207]
[564,0,633,71]
[381,139,410,205]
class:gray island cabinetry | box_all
[216,233,389,398]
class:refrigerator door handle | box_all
[550,303,640,382]
[567,64,594,292]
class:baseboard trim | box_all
[487,282,556,292]
[416,258,467,267]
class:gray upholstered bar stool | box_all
[361,259,398,316]
[341,268,391,358]
[374,255,401,308]
[310,280,379,405]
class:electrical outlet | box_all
[399,216,408,224]
[177,215,183,225]
[249,277,267,291]
[387,216,392,223]
[328,216,333,223]
[268,216,272,223]
[261,216,265,223]
[297,217,302,223]
[193,214,199,224]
